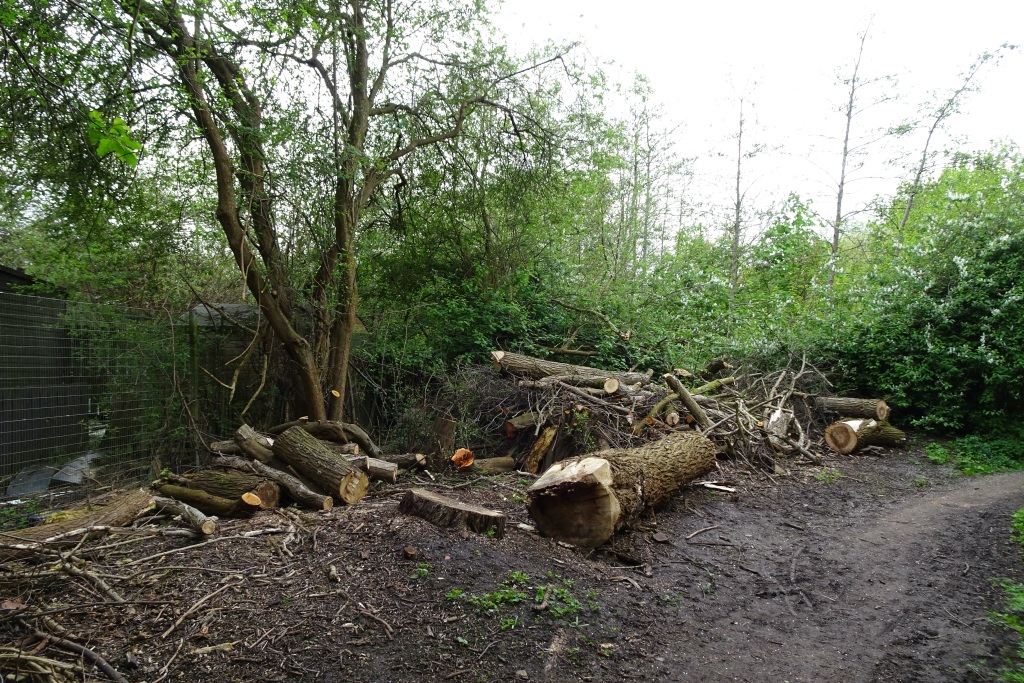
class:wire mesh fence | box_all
[0,291,185,505]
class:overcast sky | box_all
[495,0,1024,228]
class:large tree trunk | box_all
[272,426,369,504]
[526,431,716,548]
[490,350,651,386]
[824,419,907,454]
[815,397,891,422]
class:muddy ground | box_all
[3,442,1024,682]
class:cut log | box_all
[342,455,399,484]
[526,431,716,548]
[234,424,277,464]
[151,496,217,535]
[523,426,558,474]
[212,455,332,511]
[665,412,681,427]
[267,419,382,458]
[469,456,516,474]
[379,453,428,470]
[664,373,711,429]
[209,440,241,455]
[184,469,281,510]
[490,350,651,386]
[815,397,891,422]
[505,412,539,438]
[824,419,907,454]
[155,484,261,518]
[273,426,370,504]
[603,378,620,394]
[399,489,505,539]
[322,441,360,456]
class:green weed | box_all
[815,467,841,484]
[926,436,1024,476]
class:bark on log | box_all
[234,424,277,464]
[273,426,370,504]
[431,416,457,458]
[505,412,540,438]
[155,484,261,518]
[469,456,516,474]
[184,469,281,509]
[526,431,716,548]
[815,397,891,422]
[152,496,217,535]
[0,489,153,560]
[664,374,711,429]
[490,350,651,386]
[212,455,333,511]
[379,453,428,470]
[399,489,505,539]
[267,419,382,458]
[322,441,360,456]
[342,455,399,484]
[824,419,907,454]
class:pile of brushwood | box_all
[489,350,906,472]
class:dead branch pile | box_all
[489,350,906,473]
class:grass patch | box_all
[990,505,1024,680]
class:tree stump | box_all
[399,489,505,539]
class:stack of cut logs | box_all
[817,397,908,454]
[150,420,428,534]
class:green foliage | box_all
[828,149,1024,432]
[815,467,841,484]
[925,443,951,464]
[1012,508,1024,549]
[0,500,41,532]
[87,111,142,167]
[925,436,1024,475]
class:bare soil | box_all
[4,442,1024,682]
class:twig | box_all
[123,531,284,567]
[152,637,185,683]
[685,525,720,540]
[162,580,239,638]
[32,630,129,683]
[533,585,552,611]
[358,608,394,640]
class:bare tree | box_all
[895,45,1016,241]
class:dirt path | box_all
[643,464,1024,683]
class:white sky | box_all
[495,0,1024,229]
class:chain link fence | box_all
[0,291,186,505]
